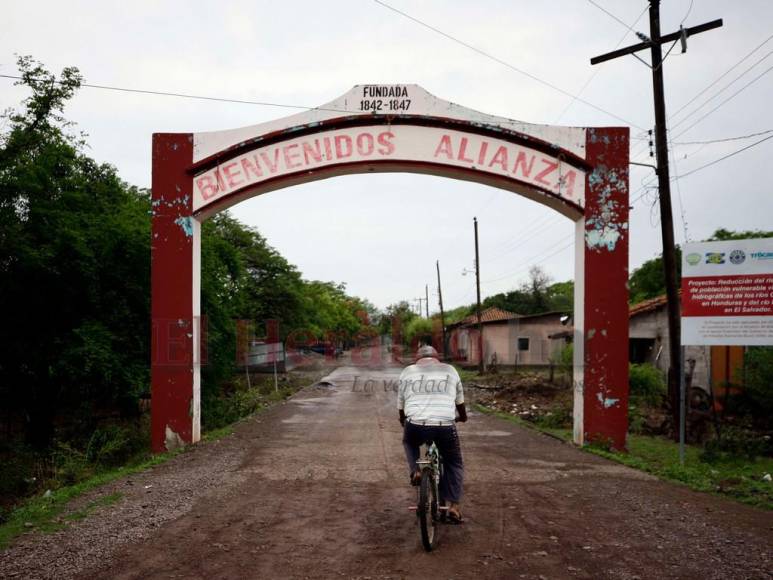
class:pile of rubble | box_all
[466,373,572,427]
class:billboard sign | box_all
[681,238,773,345]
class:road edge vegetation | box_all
[476,404,773,511]
[0,375,318,550]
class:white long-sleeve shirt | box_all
[397,357,464,422]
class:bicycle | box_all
[411,440,448,551]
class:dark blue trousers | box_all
[402,422,464,503]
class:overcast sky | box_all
[3,1,772,312]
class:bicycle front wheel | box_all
[418,469,438,551]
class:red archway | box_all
[151,85,630,452]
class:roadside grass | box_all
[453,366,480,383]
[476,404,773,510]
[0,450,181,549]
[0,374,310,550]
[475,404,571,442]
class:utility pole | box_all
[436,260,447,359]
[474,217,484,374]
[425,284,429,318]
[414,296,426,317]
[591,2,722,437]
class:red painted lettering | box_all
[434,134,453,159]
[476,141,488,165]
[560,170,577,196]
[535,159,558,186]
[241,155,263,180]
[335,135,353,158]
[457,137,474,163]
[260,149,281,173]
[222,162,244,189]
[215,167,227,191]
[283,143,301,169]
[303,140,323,164]
[488,146,509,171]
[377,131,395,155]
[323,137,333,160]
[196,175,219,200]
[356,133,374,156]
[512,151,535,177]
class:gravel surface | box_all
[1,363,771,579]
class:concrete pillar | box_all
[574,127,630,449]
[151,133,200,453]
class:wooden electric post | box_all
[436,260,447,359]
[591,1,722,435]
[474,217,484,374]
[425,284,429,318]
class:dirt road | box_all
[1,363,771,579]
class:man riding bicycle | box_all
[398,345,467,524]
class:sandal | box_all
[447,508,464,524]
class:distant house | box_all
[447,297,745,394]
[629,294,743,394]
[447,307,570,368]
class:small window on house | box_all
[517,337,530,351]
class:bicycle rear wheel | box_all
[418,469,438,551]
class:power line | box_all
[482,238,575,291]
[670,33,773,121]
[671,62,773,140]
[372,0,645,130]
[680,0,694,26]
[671,48,773,130]
[0,74,356,114]
[630,129,773,206]
[555,4,648,123]
[674,128,773,146]
[628,54,772,163]
[485,213,562,263]
[628,33,773,163]
[478,132,773,292]
[483,233,575,284]
[585,0,643,32]
[668,120,689,243]
[678,133,773,179]
[482,129,773,291]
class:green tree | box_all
[708,228,773,241]
[628,228,773,305]
[442,304,474,325]
[0,57,151,446]
[197,216,372,427]
[483,266,572,315]
[404,317,433,347]
[376,301,417,337]
[628,249,682,305]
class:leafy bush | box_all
[627,400,646,434]
[534,399,572,430]
[84,424,147,466]
[629,363,666,406]
[51,443,90,486]
[700,425,770,463]
[741,346,773,425]
[550,343,573,385]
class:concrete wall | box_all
[629,307,711,390]
[451,315,568,366]
[502,317,567,365]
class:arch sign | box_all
[151,85,630,452]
